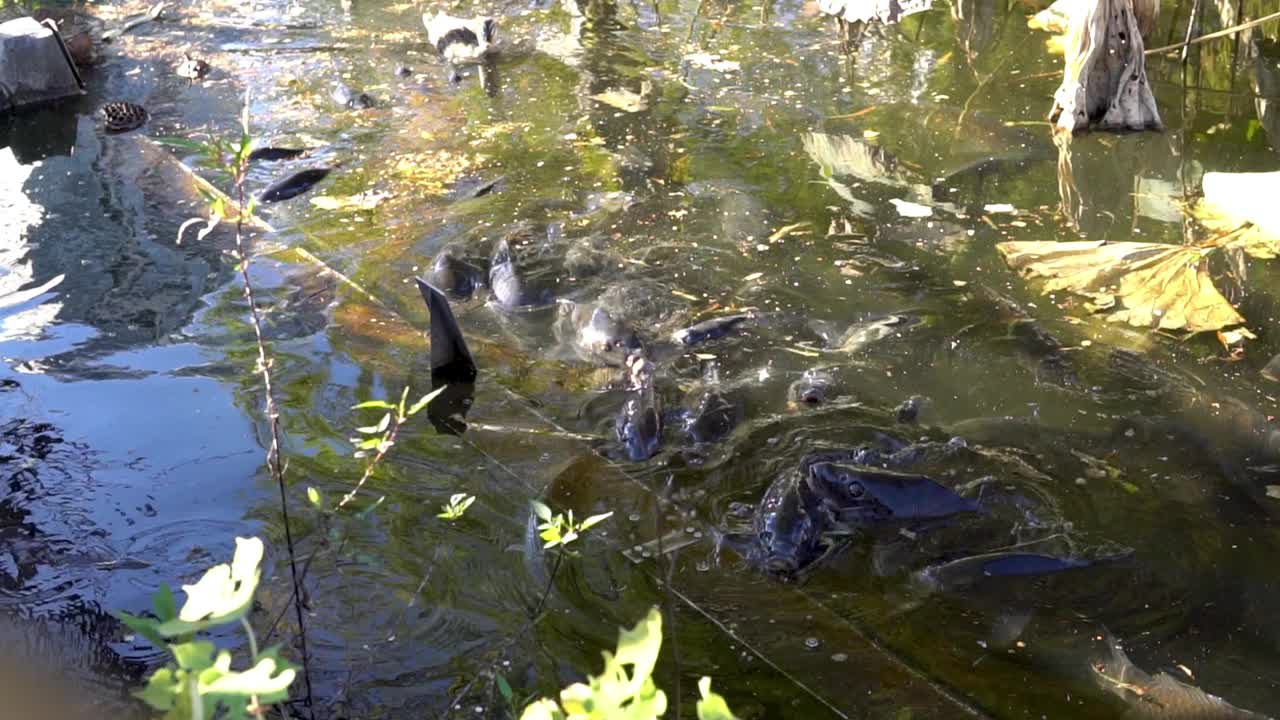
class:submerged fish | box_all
[332,81,375,109]
[489,238,553,308]
[804,462,983,526]
[259,168,331,203]
[247,146,308,162]
[615,356,661,462]
[557,302,642,363]
[671,312,755,347]
[430,250,487,300]
[1093,637,1273,719]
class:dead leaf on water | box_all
[997,240,1246,333]
[590,85,650,113]
[310,190,390,211]
[768,222,812,242]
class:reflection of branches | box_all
[1053,128,1081,230]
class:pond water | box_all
[3,0,1280,717]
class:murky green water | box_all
[4,0,1280,716]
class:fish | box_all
[259,168,331,203]
[804,462,983,526]
[787,369,837,406]
[752,470,830,576]
[429,250,487,300]
[1093,636,1273,719]
[671,312,755,347]
[415,278,476,382]
[557,302,642,363]
[615,354,661,461]
[914,551,1095,592]
[679,365,741,445]
[247,146,307,162]
[331,81,375,109]
[488,238,552,308]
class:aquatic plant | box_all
[531,500,613,551]
[118,537,295,720]
[518,607,739,720]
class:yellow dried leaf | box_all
[997,240,1245,333]
[768,222,812,242]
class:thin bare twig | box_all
[228,105,314,719]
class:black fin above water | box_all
[416,278,477,382]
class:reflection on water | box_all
[3,0,1280,717]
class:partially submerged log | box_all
[1049,0,1161,132]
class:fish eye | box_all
[845,480,864,498]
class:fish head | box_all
[788,369,836,407]
[753,474,826,576]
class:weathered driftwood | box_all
[1050,0,1161,132]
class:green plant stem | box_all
[190,675,204,720]
[336,414,407,510]
[230,124,313,718]
[242,616,260,661]
[241,617,266,719]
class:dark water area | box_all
[3,0,1280,716]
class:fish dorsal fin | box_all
[416,278,477,382]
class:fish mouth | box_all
[799,388,825,405]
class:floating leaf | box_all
[590,86,650,113]
[309,190,389,211]
[768,222,812,242]
[890,198,932,218]
[997,240,1245,333]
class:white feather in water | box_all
[422,12,497,64]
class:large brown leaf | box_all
[997,240,1245,333]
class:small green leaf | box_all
[171,641,217,671]
[152,583,178,622]
[351,400,397,410]
[356,495,386,519]
[531,501,553,522]
[153,136,206,150]
[496,674,513,703]
[136,667,182,711]
[579,512,613,531]
[117,611,166,648]
[398,386,410,420]
[375,412,391,433]
[408,385,447,416]
[306,486,323,509]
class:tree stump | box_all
[1049,0,1161,132]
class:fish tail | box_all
[416,278,477,382]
